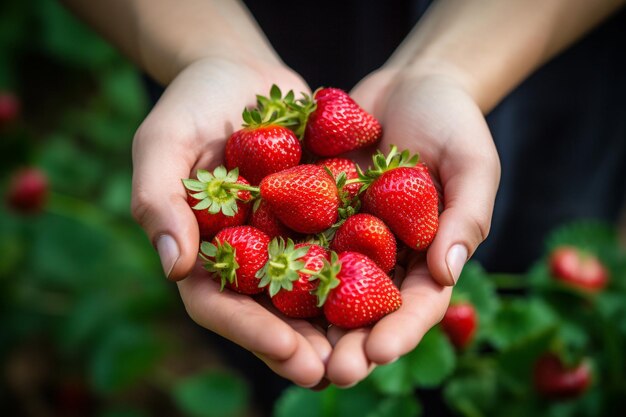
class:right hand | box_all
[131,57,331,388]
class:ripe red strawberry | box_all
[549,246,608,293]
[316,157,361,202]
[440,302,478,350]
[199,225,270,294]
[360,146,439,250]
[0,91,20,127]
[225,85,311,185]
[330,214,396,273]
[183,166,254,241]
[6,167,48,214]
[259,164,340,234]
[304,88,382,157]
[249,199,299,240]
[314,251,402,329]
[257,239,328,318]
[533,353,592,399]
[225,124,301,186]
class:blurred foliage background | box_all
[1,2,626,417]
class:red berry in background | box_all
[183,166,253,241]
[314,251,402,329]
[257,239,328,318]
[533,353,592,399]
[330,213,397,273]
[316,157,361,202]
[440,302,478,350]
[304,88,382,157]
[0,91,20,127]
[361,146,439,251]
[259,164,340,234]
[199,226,270,294]
[549,246,608,292]
[6,167,48,214]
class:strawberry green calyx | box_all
[356,145,420,192]
[312,251,342,307]
[245,84,316,139]
[182,166,258,216]
[199,240,239,291]
[256,238,311,297]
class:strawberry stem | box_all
[213,262,229,269]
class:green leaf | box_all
[173,371,250,417]
[367,396,421,417]
[370,356,414,395]
[489,298,558,349]
[443,366,498,417]
[273,386,323,417]
[90,323,166,393]
[407,327,456,387]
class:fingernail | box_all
[156,234,179,278]
[446,244,468,285]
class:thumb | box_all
[131,124,201,281]
[427,153,500,286]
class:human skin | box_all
[62,0,624,388]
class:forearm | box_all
[388,0,625,112]
[61,0,281,84]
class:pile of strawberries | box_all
[183,85,439,329]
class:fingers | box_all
[325,327,374,387]
[131,112,208,281]
[365,261,452,364]
[427,141,500,285]
[178,267,327,386]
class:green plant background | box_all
[1,2,625,417]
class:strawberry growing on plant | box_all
[6,167,48,214]
[359,146,439,251]
[183,166,255,241]
[533,353,592,399]
[303,88,382,157]
[259,164,340,234]
[0,91,20,128]
[440,301,478,350]
[549,246,608,293]
[314,251,402,329]
[330,213,397,274]
[199,225,270,294]
[257,238,328,318]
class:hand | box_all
[322,68,500,386]
[131,57,331,387]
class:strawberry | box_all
[533,353,592,399]
[249,199,299,240]
[304,88,382,157]
[316,157,361,202]
[225,85,312,185]
[183,166,255,241]
[6,167,48,214]
[360,146,439,250]
[549,246,608,293]
[257,238,328,318]
[440,302,478,350]
[259,164,340,234]
[314,251,402,329]
[0,91,20,128]
[330,214,396,273]
[199,225,270,294]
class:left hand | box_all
[323,66,500,387]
